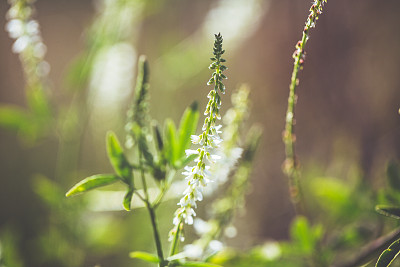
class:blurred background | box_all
[0,0,399,266]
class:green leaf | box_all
[66,174,120,197]
[376,205,400,220]
[26,86,51,119]
[106,131,132,182]
[0,105,31,132]
[129,251,160,263]
[178,261,222,267]
[376,239,400,267]
[176,102,199,162]
[123,187,134,211]
[164,119,178,165]
[131,123,154,166]
[175,154,198,170]
[387,160,400,191]
[153,122,164,152]
[290,216,314,254]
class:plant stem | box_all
[169,220,183,257]
[138,149,165,266]
[283,0,327,213]
[146,201,165,266]
[283,32,307,213]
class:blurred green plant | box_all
[1,0,52,144]
[282,0,328,213]
[4,0,400,267]
[66,33,258,267]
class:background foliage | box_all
[0,0,399,266]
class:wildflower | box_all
[169,33,227,241]
[5,0,49,76]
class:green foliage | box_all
[65,174,120,197]
[106,131,133,182]
[290,216,324,255]
[162,103,199,169]
[123,187,135,211]
[0,105,33,135]
[130,251,160,263]
[176,102,199,165]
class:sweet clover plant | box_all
[2,0,400,267]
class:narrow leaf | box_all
[129,251,160,263]
[66,174,120,197]
[123,187,134,211]
[106,131,132,182]
[176,102,199,161]
[376,239,400,267]
[376,205,400,220]
[164,119,177,165]
[0,105,31,132]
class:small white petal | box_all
[12,36,30,53]
[209,240,224,253]
[186,215,194,225]
[194,218,212,235]
[173,217,180,226]
[184,244,203,259]
[5,19,24,39]
[185,149,199,156]
[26,20,39,35]
[191,135,201,144]
[224,225,237,238]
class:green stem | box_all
[153,169,175,208]
[146,201,165,266]
[169,220,182,257]
[283,0,327,214]
[138,150,165,266]
[283,32,307,214]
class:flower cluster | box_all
[284,0,328,208]
[205,85,250,193]
[170,33,227,240]
[5,0,50,78]
[292,0,327,68]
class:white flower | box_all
[185,149,199,156]
[6,19,24,39]
[191,135,202,144]
[194,218,212,235]
[170,35,227,240]
[12,36,30,53]
[208,240,224,253]
[184,244,203,259]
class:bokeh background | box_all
[0,0,399,266]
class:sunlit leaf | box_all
[0,105,31,132]
[376,239,400,267]
[164,119,177,165]
[66,174,120,197]
[376,205,400,220]
[290,216,314,253]
[123,187,134,211]
[176,102,199,161]
[106,131,132,182]
[129,251,160,263]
